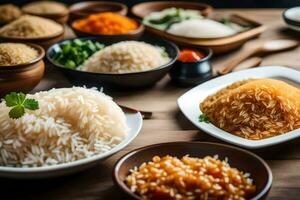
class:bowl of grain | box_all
[0,87,142,178]
[69,1,128,23]
[0,42,45,97]
[71,12,144,40]
[114,142,272,200]
[0,4,22,26]
[47,36,179,88]
[0,15,64,49]
[22,1,69,24]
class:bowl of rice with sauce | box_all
[0,87,142,178]
[47,37,179,88]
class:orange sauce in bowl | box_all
[178,48,206,62]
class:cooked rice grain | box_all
[0,43,38,66]
[22,1,67,15]
[126,155,256,200]
[81,41,170,73]
[0,87,128,167]
[0,15,63,38]
[200,79,300,140]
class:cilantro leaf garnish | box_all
[4,92,39,119]
[199,113,210,123]
[23,99,39,110]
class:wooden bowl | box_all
[22,2,69,24]
[131,1,213,18]
[69,1,128,23]
[0,43,45,97]
[0,26,65,49]
[71,19,144,40]
[113,142,272,200]
[132,2,265,54]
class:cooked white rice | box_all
[167,19,237,38]
[80,41,170,73]
[0,87,128,167]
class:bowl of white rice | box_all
[0,87,142,178]
[47,37,179,88]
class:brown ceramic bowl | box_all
[0,43,45,97]
[0,26,65,49]
[69,1,128,23]
[113,142,272,200]
[71,18,144,40]
[22,1,69,24]
[131,1,213,19]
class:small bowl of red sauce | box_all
[170,47,213,86]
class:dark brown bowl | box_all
[71,18,144,40]
[0,26,65,49]
[69,1,128,23]
[22,2,69,24]
[113,142,272,200]
[131,1,213,19]
[0,43,45,97]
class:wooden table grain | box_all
[2,9,300,200]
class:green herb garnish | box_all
[4,92,39,119]
[199,113,210,123]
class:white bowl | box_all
[0,112,142,178]
[178,66,300,149]
[283,7,300,32]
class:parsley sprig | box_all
[199,113,210,123]
[4,92,39,119]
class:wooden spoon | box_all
[217,39,299,75]
[232,57,263,72]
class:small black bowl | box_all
[169,47,213,86]
[283,7,300,31]
[47,36,179,88]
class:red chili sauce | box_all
[178,48,206,62]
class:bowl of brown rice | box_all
[22,1,69,24]
[0,42,45,97]
[113,142,272,200]
[0,15,65,49]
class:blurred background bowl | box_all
[283,7,300,32]
[113,142,272,200]
[0,26,65,49]
[0,43,45,97]
[69,1,128,23]
[22,1,69,24]
[47,36,179,88]
[71,19,144,40]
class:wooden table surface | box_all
[2,9,300,200]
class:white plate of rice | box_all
[178,66,300,149]
[0,87,142,178]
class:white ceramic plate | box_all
[0,112,142,179]
[178,66,300,149]
[283,7,300,32]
